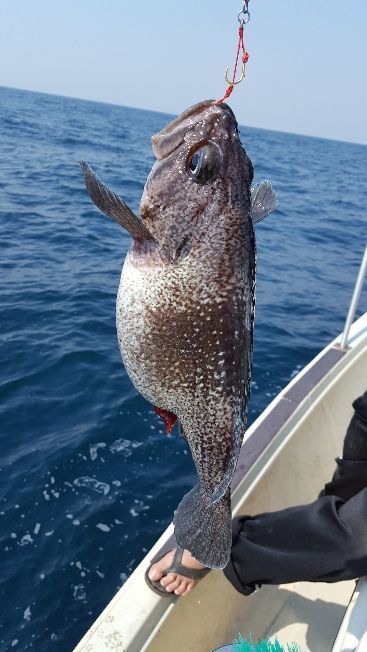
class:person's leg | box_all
[320,391,367,501]
[225,487,367,592]
[224,391,367,594]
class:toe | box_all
[174,579,189,595]
[175,580,187,595]
[182,582,194,596]
[148,550,174,582]
[160,572,176,588]
[148,567,161,581]
[165,577,181,593]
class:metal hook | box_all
[224,60,246,86]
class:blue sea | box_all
[0,85,366,651]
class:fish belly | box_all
[116,252,190,409]
[116,243,255,568]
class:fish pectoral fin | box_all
[80,161,158,244]
[250,180,278,224]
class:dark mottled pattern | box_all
[1,86,366,651]
[111,101,256,568]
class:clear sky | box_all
[0,0,366,144]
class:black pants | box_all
[223,392,367,595]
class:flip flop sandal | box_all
[145,538,210,598]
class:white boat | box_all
[74,246,367,652]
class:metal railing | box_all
[340,244,367,349]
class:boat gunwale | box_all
[232,345,346,491]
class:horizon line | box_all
[1,83,366,148]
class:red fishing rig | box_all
[214,0,250,105]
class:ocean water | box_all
[0,85,366,651]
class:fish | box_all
[80,100,277,569]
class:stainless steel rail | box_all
[340,244,367,350]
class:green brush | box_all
[233,635,301,652]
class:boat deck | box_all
[144,575,355,652]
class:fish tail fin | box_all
[173,485,231,569]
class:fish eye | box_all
[189,151,202,176]
[187,142,222,184]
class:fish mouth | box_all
[151,100,237,161]
[155,100,215,137]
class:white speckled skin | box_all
[114,101,255,568]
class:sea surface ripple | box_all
[0,86,366,651]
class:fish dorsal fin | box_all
[80,161,158,244]
[251,180,278,224]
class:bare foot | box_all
[148,549,206,596]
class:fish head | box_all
[140,100,253,260]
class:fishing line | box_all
[214,0,250,104]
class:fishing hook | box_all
[224,60,246,86]
[224,1,249,87]
[214,0,250,102]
